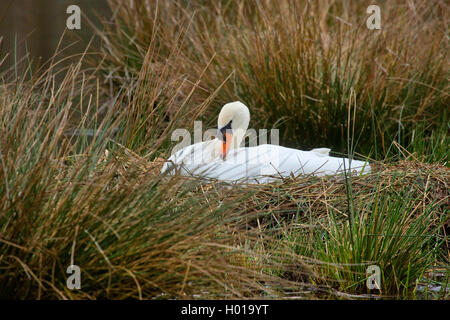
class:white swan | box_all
[161,101,371,183]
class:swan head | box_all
[217,101,250,160]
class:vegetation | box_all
[0,0,448,299]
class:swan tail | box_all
[311,148,331,157]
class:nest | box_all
[90,147,449,232]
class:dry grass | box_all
[0,0,448,299]
[0,37,316,300]
[98,0,449,157]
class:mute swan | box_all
[161,101,371,183]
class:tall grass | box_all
[0,43,315,299]
[230,160,448,297]
[311,176,445,295]
[97,0,449,160]
[0,0,448,300]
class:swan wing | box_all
[162,143,370,182]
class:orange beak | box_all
[219,132,233,160]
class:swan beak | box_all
[219,132,233,160]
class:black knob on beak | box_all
[218,120,232,142]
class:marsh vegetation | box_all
[0,0,448,299]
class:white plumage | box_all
[161,101,371,183]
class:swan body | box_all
[161,101,371,183]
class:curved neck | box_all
[230,128,246,150]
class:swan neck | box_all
[231,129,246,149]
